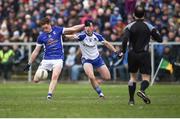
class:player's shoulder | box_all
[38,32,46,38]
[93,32,104,38]
[93,32,101,36]
[52,25,63,31]
[37,31,47,41]
[76,31,87,40]
[93,32,104,41]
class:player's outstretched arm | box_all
[103,40,123,58]
[64,34,78,40]
[24,45,41,71]
[63,24,84,35]
[103,40,117,53]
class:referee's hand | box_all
[24,64,31,71]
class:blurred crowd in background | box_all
[0,0,179,82]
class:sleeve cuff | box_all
[36,43,42,46]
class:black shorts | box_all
[128,50,151,74]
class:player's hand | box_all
[113,50,123,59]
[118,51,124,59]
[111,50,124,67]
[24,64,31,71]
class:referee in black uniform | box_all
[121,5,162,105]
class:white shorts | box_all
[38,59,63,71]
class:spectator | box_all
[0,20,9,42]
[0,0,178,44]
[10,30,21,42]
[0,46,14,81]
[70,48,83,81]
[125,0,137,15]
[110,7,122,27]
[158,46,175,81]
[65,47,77,80]
[12,45,23,65]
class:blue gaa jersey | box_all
[76,31,105,60]
[37,26,64,60]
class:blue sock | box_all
[48,93,52,97]
[94,86,102,95]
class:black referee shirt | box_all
[122,19,162,53]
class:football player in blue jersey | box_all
[65,20,122,98]
[24,17,84,100]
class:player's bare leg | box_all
[47,64,62,100]
[83,63,104,98]
[33,71,40,83]
[137,74,151,104]
[128,73,137,105]
[97,65,111,80]
[96,65,111,84]
[33,69,40,83]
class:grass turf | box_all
[0,82,180,118]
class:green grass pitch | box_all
[0,82,180,118]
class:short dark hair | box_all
[134,5,145,18]
[39,17,50,26]
[85,19,94,27]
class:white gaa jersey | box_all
[76,31,105,60]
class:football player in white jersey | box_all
[65,20,122,98]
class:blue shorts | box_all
[81,56,105,69]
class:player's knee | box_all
[101,73,111,80]
[103,76,111,80]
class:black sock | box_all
[140,80,149,92]
[128,80,136,101]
